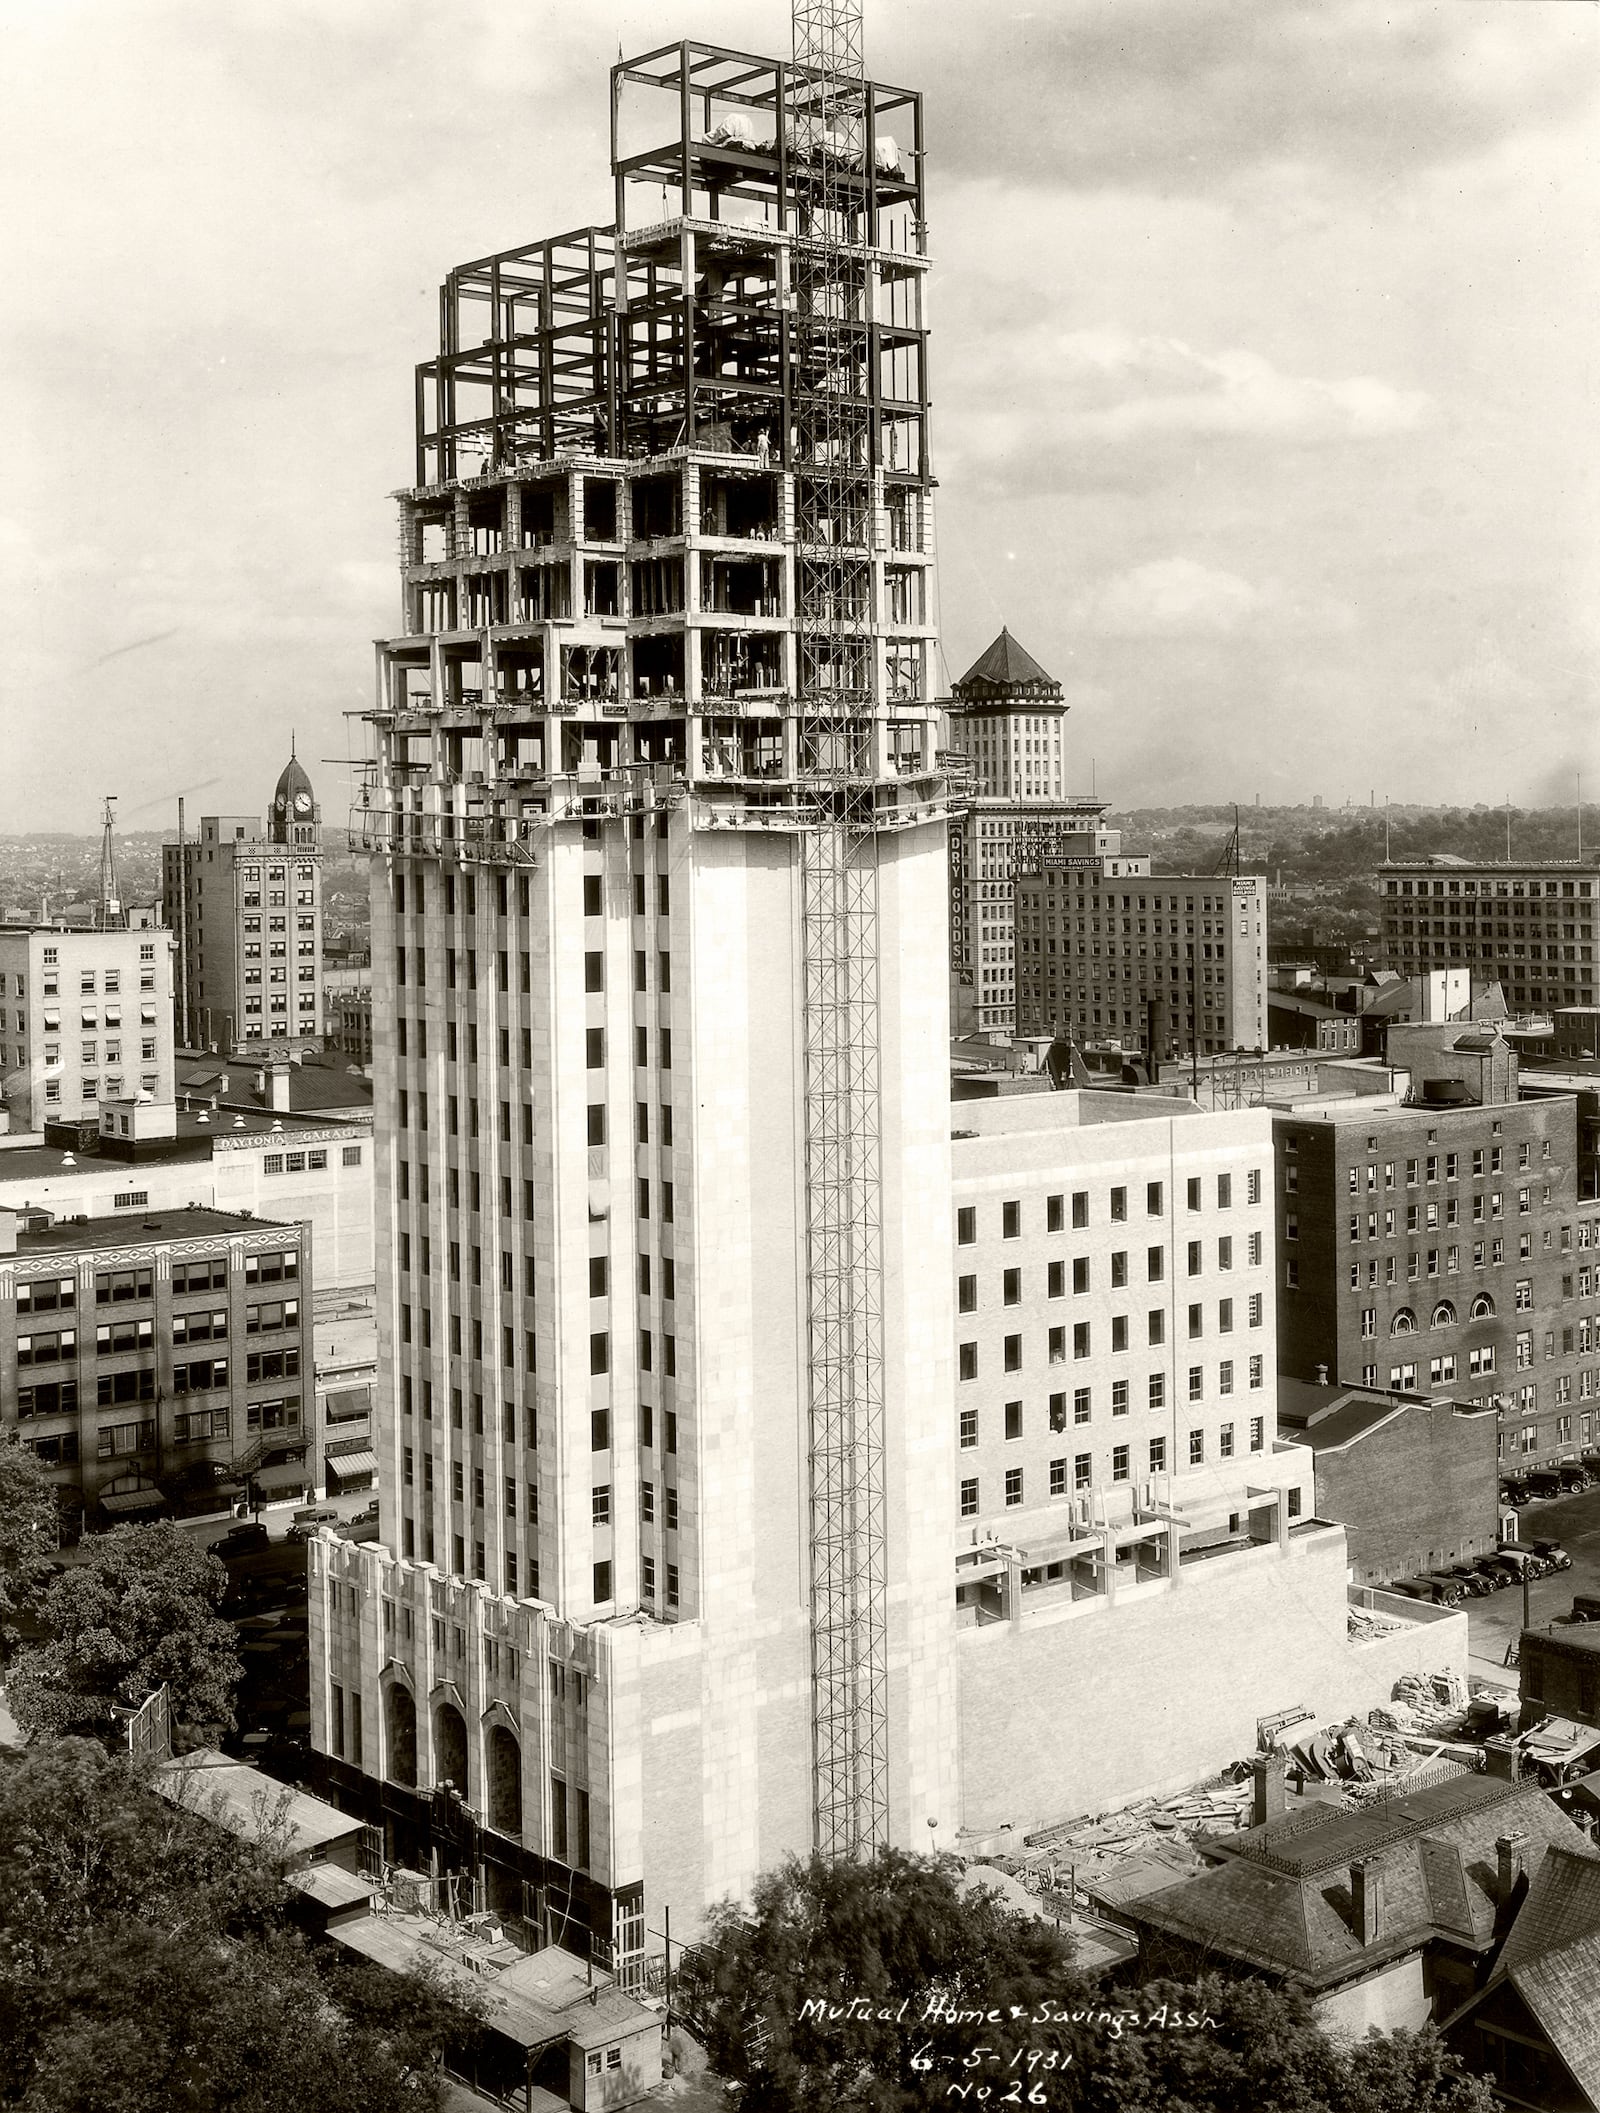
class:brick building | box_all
[1272,1034,1590,1469]
[1379,859,1598,1015]
[2,1203,316,1528]
[1276,1378,1499,1587]
[1014,864,1268,1060]
[1519,1623,1600,1735]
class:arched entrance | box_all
[434,1698,469,1798]
[487,1722,522,1837]
[385,1682,417,1788]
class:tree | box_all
[682,1848,1102,2109]
[0,1436,59,1638]
[0,1738,486,2113]
[681,1853,1498,2113]
[5,1521,241,1739]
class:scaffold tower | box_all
[791,0,890,1861]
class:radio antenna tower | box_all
[97,795,126,930]
[791,0,890,1859]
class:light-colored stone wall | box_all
[955,1525,1468,1839]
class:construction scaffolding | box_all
[791,0,890,1861]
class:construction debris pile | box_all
[975,1673,1512,1909]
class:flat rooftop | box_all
[951,1087,1211,1141]
[9,1205,296,1256]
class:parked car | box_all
[1419,1572,1469,1605]
[1390,1577,1449,1604]
[1532,1539,1573,1572]
[1495,1544,1546,1578]
[1557,1466,1591,1495]
[1525,1471,1564,1500]
[355,1497,380,1522]
[337,1514,380,1545]
[1498,1480,1531,1508]
[1568,1594,1600,1624]
[1472,1557,1513,1589]
[219,1521,270,1555]
[1446,1565,1492,1598]
[286,1506,339,1543]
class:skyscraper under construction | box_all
[309,25,959,1973]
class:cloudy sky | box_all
[2,0,1596,831]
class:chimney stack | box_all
[1252,1749,1288,1827]
[1497,1832,1529,1905]
[1351,1856,1384,1946]
[269,1064,292,1113]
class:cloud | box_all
[901,0,1600,194]
[1063,557,1355,639]
[941,326,1434,497]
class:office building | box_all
[2,1203,316,1528]
[306,29,1460,1970]
[1379,858,1599,1015]
[310,29,952,1973]
[1271,1024,1595,1468]
[0,924,175,1132]
[941,1092,1462,1834]
[1014,862,1269,1059]
[943,630,1112,1035]
[163,752,326,1053]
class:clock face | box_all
[275,794,286,811]
[294,791,312,814]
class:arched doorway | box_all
[386,1682,417,1788]
[434,1698,469,1798]
[487,1722,522,1837]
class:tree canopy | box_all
[681,1849,1497,2113]
[5,1521,241,1740]
[0,1436,59,1637]
[0,1737,484,2113]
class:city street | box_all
[1466,1485,1600,1673]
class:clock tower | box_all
[269,740,320,847]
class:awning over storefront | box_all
[99,1487,166,1516]
[323,1387,372,1425]
[325,1450,377,1485]
[254,1462,310,1496]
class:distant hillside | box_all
[1104,803,1590,889]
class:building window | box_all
[959,1478,979,1518]
[1004,1467,1023,1507]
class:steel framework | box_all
[791,0,890,1861]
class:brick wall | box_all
[1314,1401,1499,1585]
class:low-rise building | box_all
[1277,1378,1499,1588]
[1122,1771,1595,2038]
[1443,1843,1600,2112]
[1519,1622,1600,1736]
[2,1202,316,1527]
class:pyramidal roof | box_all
[952,627,1061,701]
